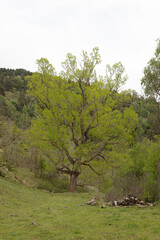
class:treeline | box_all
[0,68,32,94]
[132,94,160,140]
[0,41,160,201]
[0,68,35,128]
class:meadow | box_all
[0,177,160,240]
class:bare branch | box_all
[82,136,119,164]
[82,142,108,164]
[57,166,71,174]
[83,163,101,176]
[98,154,115,168]
[63,147,75,164]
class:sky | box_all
[0,0,160,94]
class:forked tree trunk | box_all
[69,173,79,192]
[158,151,160,201]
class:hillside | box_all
[1,177,160,240]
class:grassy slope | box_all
[0,177,160,240]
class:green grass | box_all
[0,177,160,240]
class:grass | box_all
[0,177,160,240]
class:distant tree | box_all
[3,76,13,91]
[132,94,160,139]
[141,40,160,200]
[27,49,138,192]
[140,40,160,137]
[12,76,24,91]
[0,68,32,92]
[141,39,160,101]
[17,91,35,118]
[0,83,5,96]
[0,96,7,116]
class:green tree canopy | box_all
[141,39,160,101]
[105,62,128,92]
[27,48,138,192]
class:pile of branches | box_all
[109,195,155,207]
[86,195,155,208]
[87,197,98,206]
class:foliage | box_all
[0,43,159,199]
[0,95,7,116]
[0,121,21,149]
[108,138,160,201]
[0,83,5,96]
[141,39,160,101]
[0,68,32,92]
[105,62,128,92]
[37,175,69,193]
[132,93,160,139]
[0,120,30,169]
[0,91,35,129]
[27,48,138,191]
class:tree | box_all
[132,94,160,139]
[27,48,138,192]
[113,137,160,201]
[105,62,128,92]
[0,83,5,96]
[141,40,160,196]
[141,39,160,101]
[0,68,32,92]
[158,150,160,200]
[0,119,22,168]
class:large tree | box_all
[27,48,138,192]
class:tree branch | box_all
[63,147,75,164]
[82,136,119,164]
[57,166,71,174]
[83,163,101,176]
[98,154,115,168]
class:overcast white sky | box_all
[0,0,160,93]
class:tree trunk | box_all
[69,173,79,192]
[158,151,160,201]
[34,147,39,178]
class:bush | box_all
[37,179,54,192]
[104,138,160,202]
[37,173,69,193]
